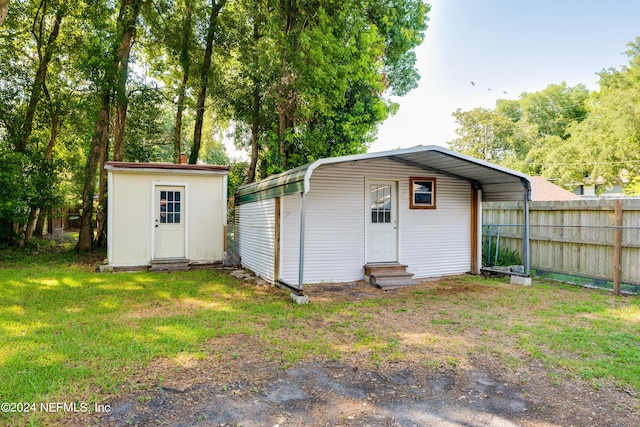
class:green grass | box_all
[1,242,639,425]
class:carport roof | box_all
[236,145,532,204]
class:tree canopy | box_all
[0,0,429,248]
[449,38,640,195]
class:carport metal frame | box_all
[236,145,533,292]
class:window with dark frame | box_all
[410,177,436,209]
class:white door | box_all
[154,186,185,259]
[367,182,397,263]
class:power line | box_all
[510,159,640,167]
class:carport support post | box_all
[522,180,531,276]
[297,191,306,292]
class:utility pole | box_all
[484,123,490,160]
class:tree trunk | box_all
[77,89,110,252]
[247,19,262,183]
[94,125,110,248]
[189,0,227,164]
[26,103,61,241]
[34,208,47,237]
[21,207,39,247]
[94,148,109,248]
[278,108,293,170]
[16,3,63,152]
[112,0,143,161]
[173,0,192,164]
[174,71,189,163]
[0,0,9,26]
[247,99,260,183]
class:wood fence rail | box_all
[483,199,640,293]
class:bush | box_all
[483,240,521,267]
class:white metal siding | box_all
[238,199,276,282]
[280,194,301,285]
[298,159,471,283]
[303,172,366,283]
[399,174,471,278]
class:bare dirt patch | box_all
[61,279,639,427]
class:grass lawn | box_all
[1,240,639,425]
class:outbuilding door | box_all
[367,181,398,263]
[154,186,185,259]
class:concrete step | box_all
[377,279,420,291]
[371,271,415,282]
[149,258,189,272]
[372,273,418,289]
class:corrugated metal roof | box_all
[236,145,532,204]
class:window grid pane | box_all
[371,184,392,224]
[159,191,182,224]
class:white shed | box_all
[105,162,229,270]
[235,146,532,293]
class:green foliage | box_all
[483,240,521,267]
[450,39,640,191]
[123,85,175,162]
[226,160,249,222]
[218,0,429,177]
[450,83,590,179]
[0,150,64,245]
[0,151,31,242]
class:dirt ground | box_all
[62,280,639,427]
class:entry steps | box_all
[149,258,190,272]
[363,263,418,290]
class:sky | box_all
[226,1,640,159]
[372,0,640,152]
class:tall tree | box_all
[112,0,143,161]
[449,83,590,178]
[78,0,145,251]
[550,38,640,189]
[16,0,66,153]
[231,0,429,176]
[189,0,227,164]
[172,0,193,163]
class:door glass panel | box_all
[158,190,182,224]
[160,192,167,223]
[370,184,392,224]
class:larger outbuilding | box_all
[235,146,533,294]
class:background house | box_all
[529,176,580,201]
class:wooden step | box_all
[149,258,189,272]
[363,263,417,290]
[364,263,408,276]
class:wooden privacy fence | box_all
[483,199,640,293]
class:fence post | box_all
[613,199,623,294]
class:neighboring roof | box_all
[529,176,580,201]
[236,145,532,205]
[105,161,229,174]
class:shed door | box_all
[154,186,185,259]
[367,182,398,263]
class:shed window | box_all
[159,190,182,223]
[410,177,436,209]
[370,184,392,223]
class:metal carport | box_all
[236,145,533,293]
